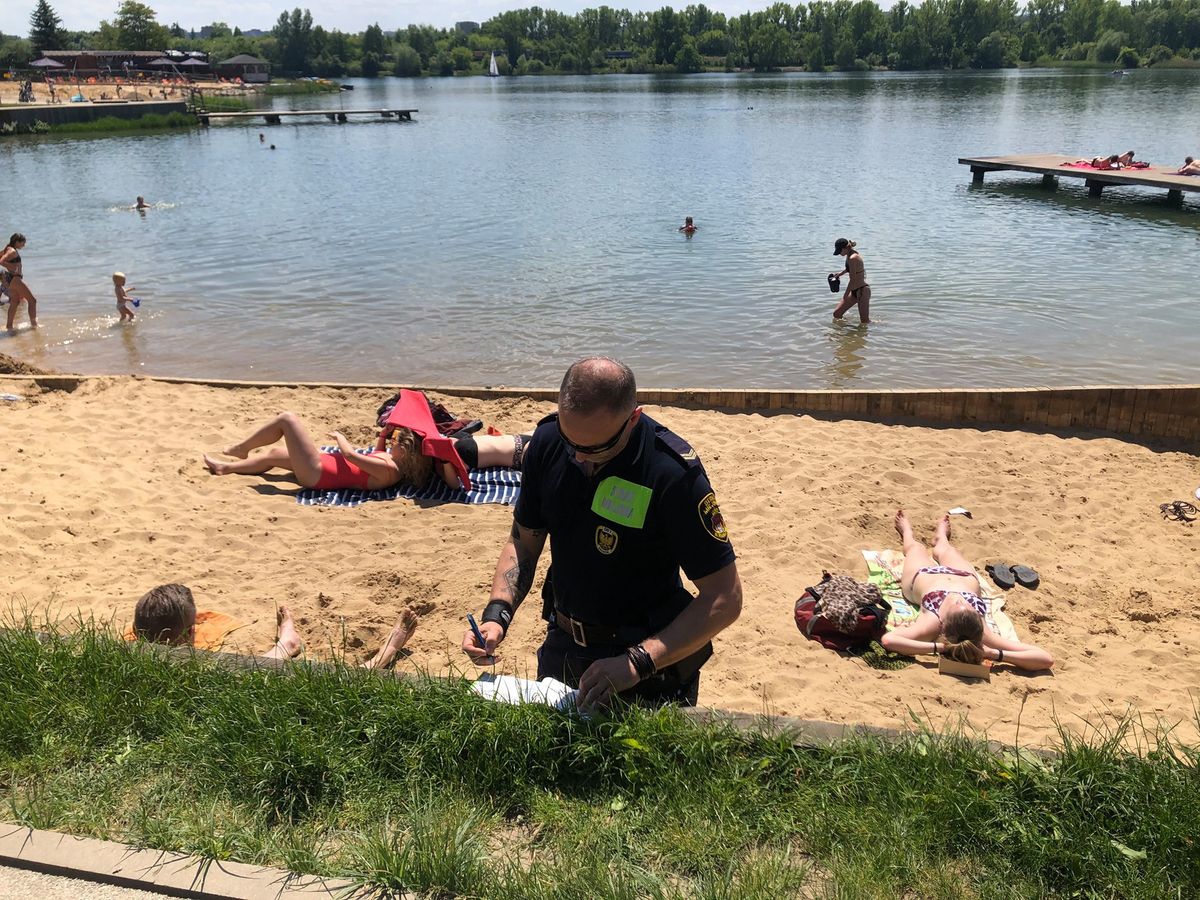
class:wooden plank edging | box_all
[1,374,1195,443]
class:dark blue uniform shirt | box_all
[516,413,736,634]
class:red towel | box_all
[385,390,471,490]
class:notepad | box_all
[471,673,579,711]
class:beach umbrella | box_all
[29,58,65,68]
[146,58,177,67]
[177,58,208,67]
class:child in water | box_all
[678,216,698,235]
[113,272,141,322]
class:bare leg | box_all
[832,291,856,320]
[220,412,324,485]
[5,296,16,331]
[361,607,418,670]
[895,509,934,598]
[261,605,303,660]
[857,288,870,324]
[203,445,293,476]
[931,514,975,573]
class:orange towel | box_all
[123,610,243,650]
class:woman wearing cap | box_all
[829,237,870,324]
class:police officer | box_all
[461,357,742,710]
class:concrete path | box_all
[0,864,175,898]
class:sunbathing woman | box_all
[204,412,530,491]
[2,233,38,332]
[880,510,1054,671]
[203,412,427,490]
[1176,156,1200,176]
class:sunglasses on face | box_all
[557,413,633,456]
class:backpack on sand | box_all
[794,573,890,652]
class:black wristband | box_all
[481,600,513,636]
[626,643,656,680]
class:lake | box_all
[2,69,1199,389]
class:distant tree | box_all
[749,22,789,70]
[361,22,385,57]
[450,45,472,70]
[273,8,314,73]
[973,30,1019,68]
[675,37,703,72]
[392,42,422,76]
[360,51,381,77]
[114,1,167,50]
[169,21,184,38]
[696,28,729,56]
[29,0,64,52]
[1094,28,1125,62]
[0,36,35,69]
[206,21,231,39]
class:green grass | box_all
[198,94,253,112]
[29,112,198,135]
[0,624,1196,899]
[266,79,342,96]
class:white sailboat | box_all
[488,51,500,77]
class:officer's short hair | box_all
[134,583,197,645]
[559,357,637,416]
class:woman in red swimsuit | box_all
[202,411,426,490]
[880,510,1054,671]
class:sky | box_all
[4,1,771,39]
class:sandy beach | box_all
[1,367,1197,747]
[0,78,251,105]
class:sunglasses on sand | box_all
[557,412,635,456]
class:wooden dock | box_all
[198,108,416,124]
[959,153,1198,203]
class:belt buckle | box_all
[568,616,587,648]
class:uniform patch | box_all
[698,492,728,542]
[595,525,619,555]
[591,477,652,529]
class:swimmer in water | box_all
[678,216,698,235]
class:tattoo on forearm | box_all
[502,556,536,603]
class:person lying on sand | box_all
[204,411,530,492]
[134,582,419,666]
[879,511,1054,671]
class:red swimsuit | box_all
[314,452,374,491]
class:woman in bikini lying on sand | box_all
[880,510,1055,671]
[203,411,529,491]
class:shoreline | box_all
[2,365,1197,746]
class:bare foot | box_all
[361,607,418,670]
[894,508,913,541]
[222,444,249,459]
[934,514,951,544]
[263,604,303,660]
[202,453,229,475]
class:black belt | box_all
[553,610,648,648]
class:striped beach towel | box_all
[861,549,1017,640]
[297,456,521,508]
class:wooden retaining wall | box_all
[0,100,187,128]
[4,374,1196,443]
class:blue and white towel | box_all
[297,459,521,508]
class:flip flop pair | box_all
[987,562,1039,590]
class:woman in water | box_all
[203,412,530,491]
[2,233,38,332]
[679,216,698,234]
[880,510,1054,671]
[830,237,870,324]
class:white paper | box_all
[471,673,578,712]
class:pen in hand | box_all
[466,613,496,665]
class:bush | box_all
[392,44,422,77]
[1117,46,1141,68]
[1094,29,1126,63]
[526,57,545,74]
[675,39,703,73]
[1146,44,1173,65]
[1060,41,1095,61]
[450,46,472,72]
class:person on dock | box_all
[679,216,698,235]
[830,238,871,324]
[880,511,1054,671]
[113,272,140,322]
[2,233,38,333]
[462,356,743,710]
[1176,156,1200,176]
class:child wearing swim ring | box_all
[113,272,140,322]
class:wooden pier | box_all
[197,108,416,125]
[959,153,1198,204]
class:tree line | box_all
[4,0,1200,77]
